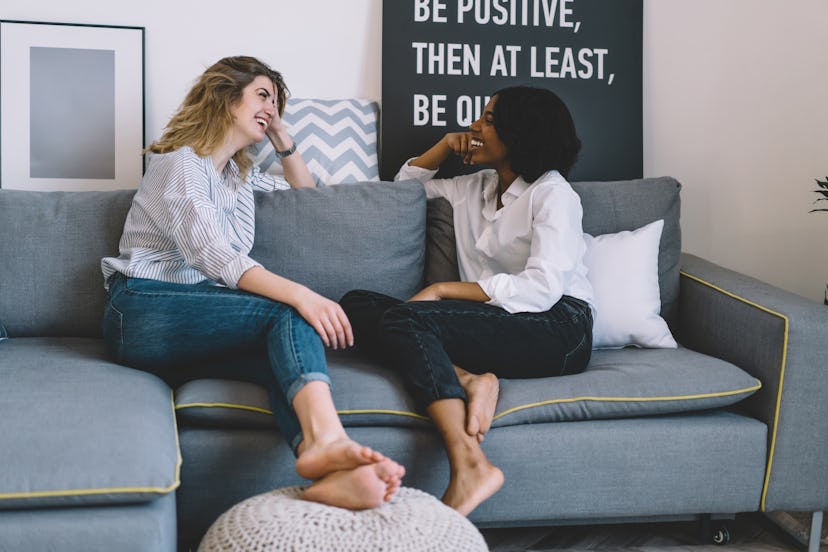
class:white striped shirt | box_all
[101,147,289,289]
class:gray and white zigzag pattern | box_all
[252,98,379,186]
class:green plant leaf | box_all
[809,177,828,213]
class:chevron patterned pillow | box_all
[251,98,380,186]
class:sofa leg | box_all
[698,514,711,544]
[809,511,823,552]
[698,514,733,545]
[763,510,828,550]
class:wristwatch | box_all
[274,141,297,158]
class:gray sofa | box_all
[1,175,827,552]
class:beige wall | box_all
[2,0,827,301]
[644,0,828,303]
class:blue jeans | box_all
[103,273,330,451]
[340,289,593,408]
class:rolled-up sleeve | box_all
[163,161,261,288]
[395,158,462,202]
[248,165,290,191]
[477,185,587,313]
[395,158,437,184]
[167,201,261,288]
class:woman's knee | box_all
[339,289,398,316]
[340,288,371,303]
[377,303,429,339]
[279,306,319,341]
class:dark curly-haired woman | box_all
[341,86,595,516]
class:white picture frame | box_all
[0,20,145,190]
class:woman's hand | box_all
[237,266,352,348]
[410,132,476,171]
[293,288,354,350]
[444,132,476,165]
[265,110,290,148]
[264,110,315,189]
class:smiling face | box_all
[229,75,278,147]
[468,95,510,169]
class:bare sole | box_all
[295,439,385,481]
[463,372,499,440]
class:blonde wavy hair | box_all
[148,56,288,177]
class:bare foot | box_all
[441,457,504,517]
[301,459,404,510]
[295,438,385,481]
[378,461,406,502]
[455,366,499,441]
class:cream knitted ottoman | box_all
[198,486,488,551]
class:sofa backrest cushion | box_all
[0,181,426,338]
[1,177,674,337]
[250,179,426,302]
[425,176,681,328]
[0,189,135,337]
[573,177,681,327]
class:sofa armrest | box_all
[677,253,828,513]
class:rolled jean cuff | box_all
[286,372,332,405]
[428,385,466,405]
[286,373,332,453]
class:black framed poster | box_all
[381,0,642,181]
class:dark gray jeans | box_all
[340,289,593,409]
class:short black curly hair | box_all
[492,86,581,182]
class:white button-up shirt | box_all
[397,161,594,314]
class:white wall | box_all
[0,0,383,140]
[3,0,827,302]
[644,0,828,303]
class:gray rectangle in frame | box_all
[29,46,115,179]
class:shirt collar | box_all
[481,173,530,219]
[206,155,241,189]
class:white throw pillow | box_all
[584,219,678,349]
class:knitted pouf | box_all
[198,486,488,552]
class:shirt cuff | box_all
[395,158,437,183]
[219,255,263,289]
[477,275,518,313]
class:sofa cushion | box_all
[491,347,759,426]
[424,198,460,285]
[0,494,177,552]
[175,379,275,429]
[0,338,180,509]
[174,347,760,430]
[252,98,380,186]
[250,179,426,302]
[0,189,135,337]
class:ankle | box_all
[299,432,350,453]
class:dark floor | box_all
[480,513,827,551]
